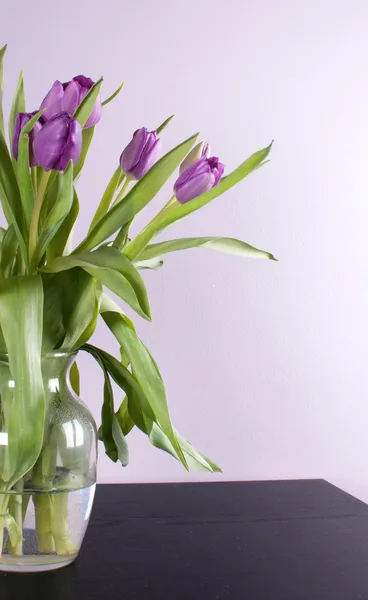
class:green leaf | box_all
[102,81,124,107]
[139,237,277,262]
[124,142,273,260]
[59,269,100,350]
[46,188,79,262]
[43,247,151,321]
[8,71,25,152]
[4,513,22,548]
[31,162,74,269]
[74,78,103,128]
[156,114,174,135]
[115,397,134,436]
[74,127,94,180]
[111,415,129,466]
[41,273,65,352]
[70,361,80,395]
[89,166,122,232]
[100,311,188,469]
[134,257,164,270]
[0,225,18,277]
[0,129,26,260]
[75,132,199,253]
[0,44,7,138]
[0,276,45,488]
[17,109,44,233]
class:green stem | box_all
[50,493,76,556]
[28,170,50,262]
[33,494,55,554]
[31,167,38,193]
[0,493,10,559]
[111,176,130,208]
[113,219,132,251]
[8,479,23,556]
[123,196,177,260]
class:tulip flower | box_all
[32,112,82,172]
[120,127,161,180]
[12,112,43,167]
[40,75,102,128]
[179,141,210,174]
[174,156,224,204]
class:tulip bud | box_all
[12,112,43,167]
[179,141,210,174]
[120,128,161,180]
[32,112,82,172]
[40,75,102,128]
[174,156,224,204]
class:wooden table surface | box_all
[1,480,368,599]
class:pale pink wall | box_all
[3,0,368,500]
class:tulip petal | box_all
[61,80,81,115]
[175,171,215,204]
[33,112,81,172]
[40,80,64,120]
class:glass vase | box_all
[0,352,97,573]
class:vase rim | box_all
[0,350,78,361]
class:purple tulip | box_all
[174,156,224,204]
[120,128,161,180]
[179,141,210,174]
[33,112,82,172]
[12,112,43,167]
[40,75,102,128]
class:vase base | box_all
[0,553,77,573]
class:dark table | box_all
[1,480,368,599]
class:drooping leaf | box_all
[16,110,44,233]
[74,133,199,253]
[111,415,129,466]
[115,397,134,436]
[31,162,74,270]
[100,311,188,468]
[156,114,174,135]
[0,129,26,259]
[0,44,7,138]
[89,166,122,232]
[70,361,80,396]
[8,71,25,152]
[46,188,79,261]
[102,81,124,107]
[74,127,94,180]
[124,142,273,260]
[134,257,164,270]
[42,247,151,321]
[59,269,100,351]
[138,237,277,262]
[74,78,103,128]
[0,276,45,488]
[41,273,65,352]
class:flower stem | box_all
[0,493,10,559]
[50,492,76,556]
[123,195,177,260]
[111,176,131,208]
[33,494,55,554]
[28,170,51,263]
[8,479,23,556]
[31,167,38,193]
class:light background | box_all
[2,0,368,501]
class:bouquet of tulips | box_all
[0,44,275,557]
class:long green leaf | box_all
[74,127,94,180]
[0,44,7,138]
[70,361,80,395]
[100,310,188,468]
[138,237,277,262]
[46,188,79,261]
[43,247,151,320]
[156,114,174,135]
[31,162,74,269]
[0,129,26,260]
[124,142,273,260]
[115,397,134,436]
[75,133,199,253]
[89,166,122,232]
[0,276,45,488]
[74,78,103,128]
[17,110,44,233]
[8,72,25,152]
[102,81,124,107]
[134,257,164,270]
[0,225,18,277]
